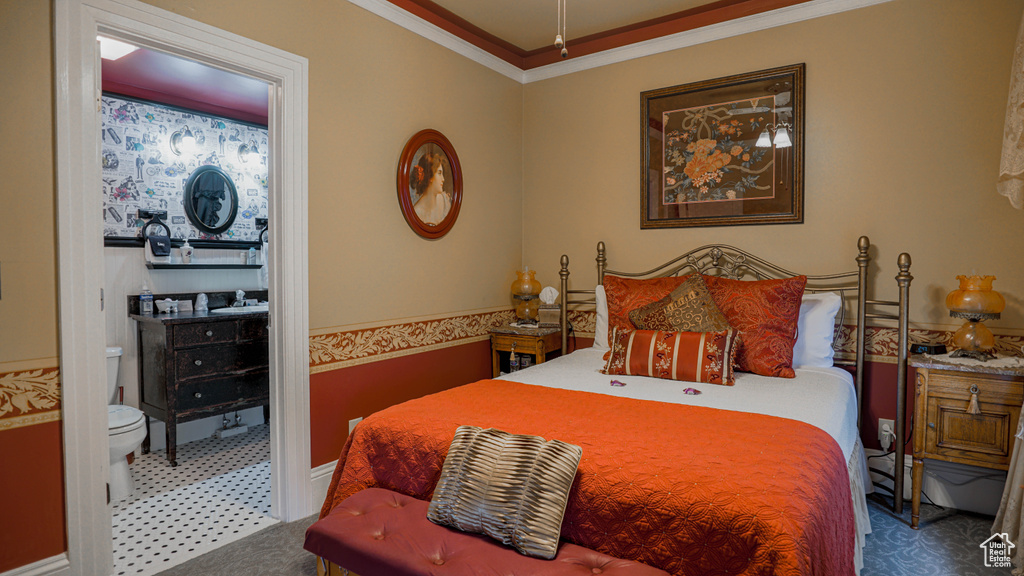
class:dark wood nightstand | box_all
[909,354,1024,528]
[489,324,561,377]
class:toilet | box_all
[106,346,147,503]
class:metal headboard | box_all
[558,235,913,513]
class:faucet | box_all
[233,290,246,307]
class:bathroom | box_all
[100,40,274,576]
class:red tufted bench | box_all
[305,488,670,576]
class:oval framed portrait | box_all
[397,129,462,239]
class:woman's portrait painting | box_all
[409,144,453,225]
[397,129,462,239]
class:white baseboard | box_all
[1,553,70,576]
[311,459,338,512]
[865,448,1006,516]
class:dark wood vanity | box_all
[130,291,269,466]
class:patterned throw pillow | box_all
[602,275,690,340]
[601,327,739,385]
[427,426,583,560]
[628,274,731,333]
[703,275,807,378]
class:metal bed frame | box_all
[557,236,914,513]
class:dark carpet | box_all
[156,496,1012,575]
[154,513,318,576]
[862,494,1012,576]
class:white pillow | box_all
[593,285,609,351]
[792,292,842,368]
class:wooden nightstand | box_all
[909,354,1024,528]
[489,324,561,377]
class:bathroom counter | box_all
[130,309,269,323]
[131,306,269,466]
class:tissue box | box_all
[538,304,560,327]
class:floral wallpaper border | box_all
[0,367,60,431]
[309,310,516,373]
[4,317,1021,431]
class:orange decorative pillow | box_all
[602,327,739,385]
[628,274,731,333]
[602,275,690,343]
[703,275,807,378]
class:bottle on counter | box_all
[140,284,153,315]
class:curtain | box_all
[998,12,1024,209]
[994,418,1024,575]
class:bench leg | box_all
[317,557,358,576]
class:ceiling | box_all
[101,0,811,121]
[424,0,725,51]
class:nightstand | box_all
[489,324,561,377]
[909,354,1024,528]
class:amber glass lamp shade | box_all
[511,267,542,321]
[945,275,1005,358]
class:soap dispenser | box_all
[180,239,194,264]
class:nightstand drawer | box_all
[924,396,1015,466]
[927,371,1023,406]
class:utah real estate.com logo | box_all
[981,534,1014,569]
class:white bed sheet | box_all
[498,347,858,462]
[498,346,872,574]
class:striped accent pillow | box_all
[427,426,582,559]
[602,327,739,385]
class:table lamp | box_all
[511,266,541,324]
[945,275,1005,360]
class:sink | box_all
[210,305,269,314]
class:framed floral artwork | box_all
[397,129,463,239]
[640,64,804,229]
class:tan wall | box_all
[523,0,1024,333]
[0,0,524,365]
[140,0,525,329]
[0,1,58,363]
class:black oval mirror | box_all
[183,165,239,235]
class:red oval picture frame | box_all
[397,129,463,239]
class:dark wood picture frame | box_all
[641,64,804,229]
[397,129,463,239]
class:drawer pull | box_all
[194,360,203,366]
[928,422,935,429]
[194,392,202,398]
[206,330,214,337]
[967,384,981,415]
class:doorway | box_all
[54,1,311,574]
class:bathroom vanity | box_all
[130,292,269,466]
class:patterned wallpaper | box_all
[101,94,268,243]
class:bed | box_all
[318,236,912,576]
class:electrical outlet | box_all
[348,417,363,434]
[878,418,895,444]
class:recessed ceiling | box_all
[384,0,812,69]
[429,0,721,51]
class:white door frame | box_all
[54,1,311,574]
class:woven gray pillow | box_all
[427,426,583,559]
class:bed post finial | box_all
[560,254,570,355]
[596,241,606,282]
[893,251,913,515]
[897,252,912,274]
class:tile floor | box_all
[111,423,277,576]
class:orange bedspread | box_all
[320,380,855,576]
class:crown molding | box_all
[345,0,525,83]
[347,0,892,84]
[523,0,893,83]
